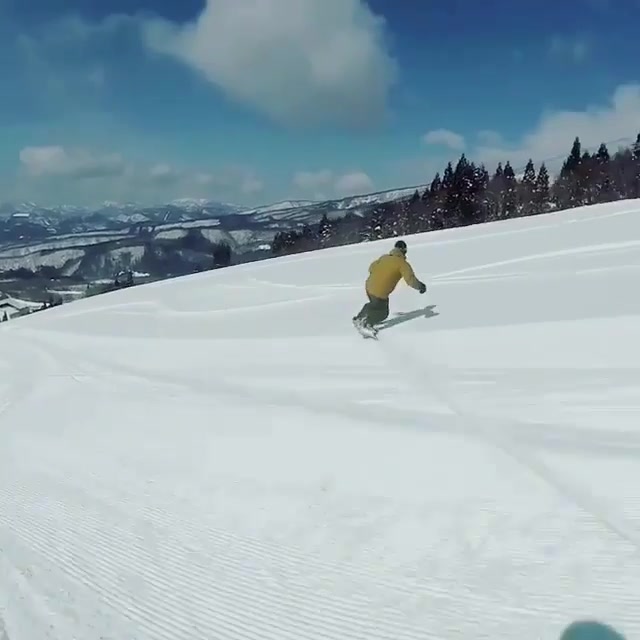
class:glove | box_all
[418,282,427,294]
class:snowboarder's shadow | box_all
[378,304,439,331]
[559,621,626,640]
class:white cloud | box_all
[149,163,180,182]
[472,84,640,173]
[14,146,265,205]
[334,171,374,195]
[293,169,334,191]
[145,164,264,199]
[423,128,465,151]
[193,172,215,186]
[19,146,126,179]
[413,84,640,184]
[549,35,590,62]
[241,174,264,195]
[476,130,504,146]
[141,0,397,128]
[195,165,265,196]
[293,169,374,198]
[140,162,266,197]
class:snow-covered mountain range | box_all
[0,185,423,237]
[237,186,423,223]
[0,185,425,280]
[0,199,245,238]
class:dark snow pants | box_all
[355,292,389,326]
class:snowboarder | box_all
[353,239,427,336]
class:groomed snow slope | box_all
[2,200,640,640]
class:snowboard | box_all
[352,319,379,339]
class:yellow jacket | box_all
[365,247,422,299]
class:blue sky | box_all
[1,0,639,206]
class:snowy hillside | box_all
[239,199,319,215]
[1,199,640,639]
[244,186,425,224]
[0,219,276,278]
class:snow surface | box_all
[240,199,319,215]
[244,188,428,225]
[0,296,42,318]
[1,199,640,639]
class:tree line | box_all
[271,133,640,256]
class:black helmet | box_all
[394,239,407,254]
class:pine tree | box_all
[533,163,550,214]
[474,164,491,222]
[592,143,614,203]
[445,154,467,225]
[519,159,537,215]
[426,172,446,229]
[212,242,232,267]
[441,162,454,192]
[365,205,387,241]
[554,136,588,208]
[402,190,421,234]
[633,133,640,197]
[501,162,518,218]
[445,155,488,226]
[580,150,596,204]
[296,224,317,252]
[608,147,634,201]
[317,214,333,247]
[271,230,302,255]
[566,136,582,172]
[486,163,504,221]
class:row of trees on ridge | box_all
[271,134,640,256]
